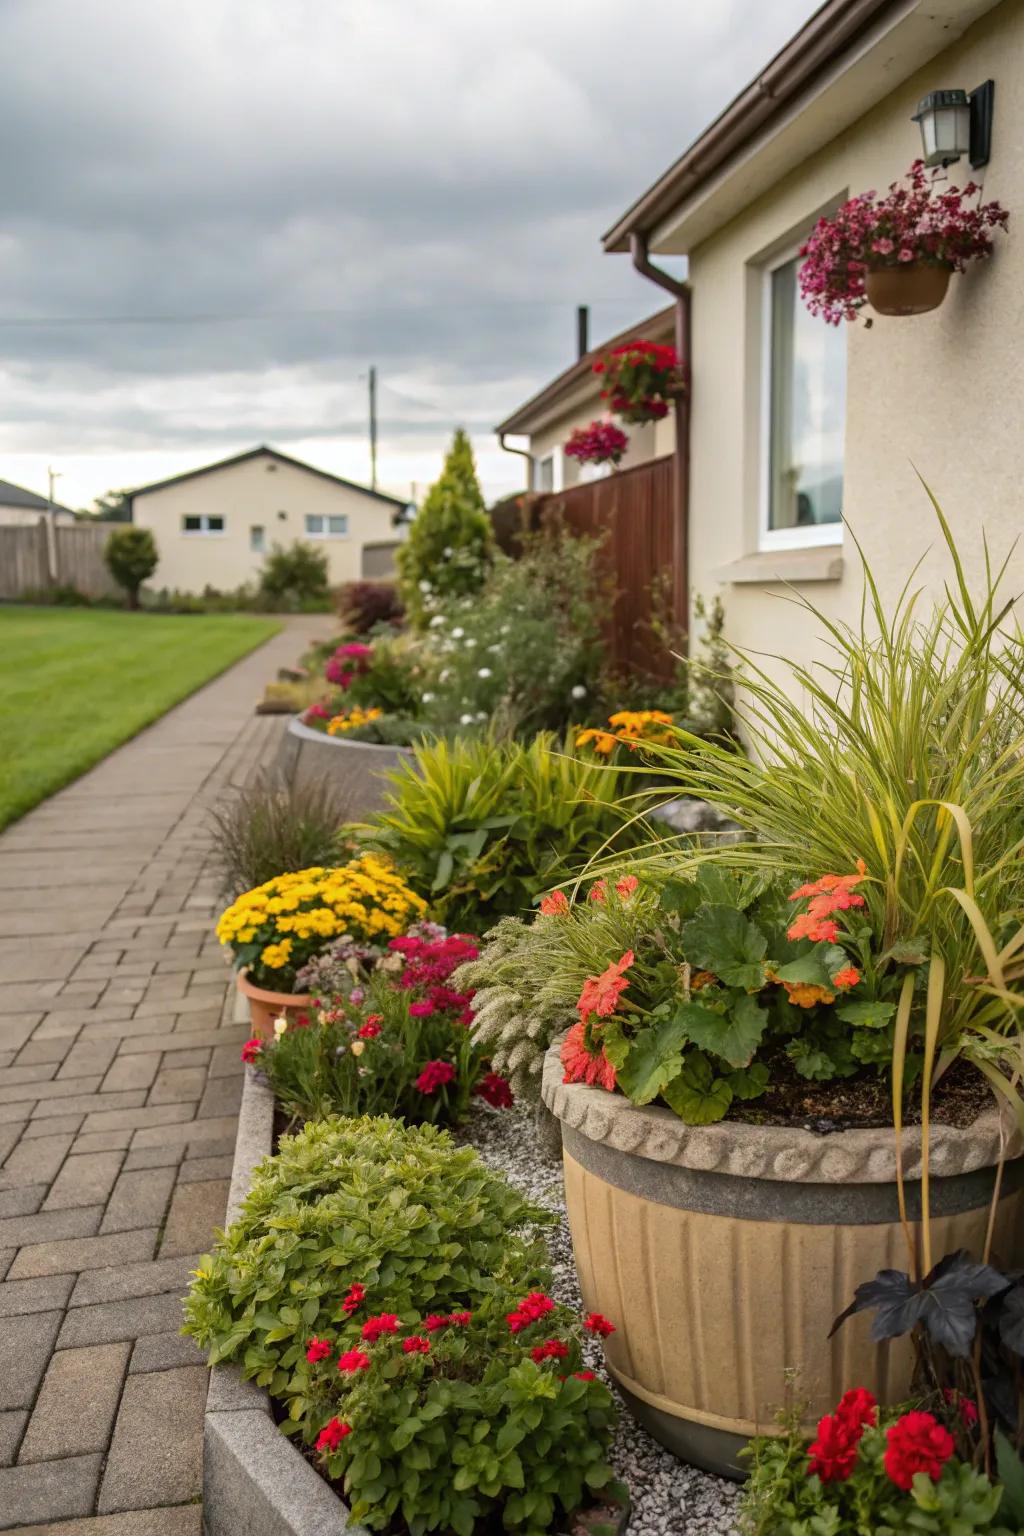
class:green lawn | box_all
[0,607,281,829]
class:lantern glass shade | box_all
[913,90,971,166]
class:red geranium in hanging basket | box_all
[564,419,630,467]
[593,339,681,423]
[799,159,1008,324]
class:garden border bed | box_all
[276,715,412,818]
[203,1062,365,1536]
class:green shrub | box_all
[359,731,647,930]
[259,540,330,607]
[104,526,158,609]
[207,770,353,899]
[398,429,492,626]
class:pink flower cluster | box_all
[799,159,1008,324]
[563,419,630,467]
[388,932,479,1025]
[325,641,373,689]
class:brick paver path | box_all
[0,616,327,1534]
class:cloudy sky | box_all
[0,0,819,511]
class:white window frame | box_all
[533,448,563,494]
[181,513,225,536]
[304,513,349,539]
[758,241,844,553]
[249,524,266,553]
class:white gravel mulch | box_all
[460,1103,742,1536]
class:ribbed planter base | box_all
[276,715,412,819]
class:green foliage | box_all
[398,429,492,625]
[185,1116,617,1536]
[259,540,331,607]
[359,732,645,930]
[207,769,352,900]
[104,526,158,608]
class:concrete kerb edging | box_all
[203,1002,365,1536]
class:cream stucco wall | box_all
[685,0,1024,699]
[529,390,659,488]
[131,453,399,594]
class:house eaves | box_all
[125,444,409,511]
[602,0,1005,257]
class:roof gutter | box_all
[629,234,691,643]
[498,430,534,492]
[603,0,908,251]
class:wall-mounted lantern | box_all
[912,80,994,169]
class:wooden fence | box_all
[531,454,676,679]
[0,519,122,601]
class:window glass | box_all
[767,256,846,534]
[183,515,201,533]
[328,515,348,536]
[535,455,554,493]
[305,514,324,536]
[207,515,224,533]
[250,525,265,553]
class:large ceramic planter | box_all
[866,263,951,316]
[276,716,413,819]
[541,1041,1024,1479]
[237,970,313,1039]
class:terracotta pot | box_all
[237,970,314,1039]
[865,263,951,316]
[541,1041,1024,1479]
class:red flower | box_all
[835,1387,877,1430]
[337,1349,371,1373]
[588,880,607,904]
[357,1021,381,1039]
[341,1282,365,1316]
[574,1371,597,1381]
[241,1038,262,1064]
[316,1417,351,1452]
[944,1388,979,1427]
[475,1071,514,1109]
[365,1013,383,1025]
[414,1060,456,1094]
[402,1335,430,1354]
[807,1412,862,1483]
[361,1313,399,1343]
[507,1292,555,1332]
[616,875,639,900]
[305,1337,333,1363]
[564,420,630,467]
[539,890,570,916]
[832,966,861,990]
[577,951,634,1023]
[423,1314,449,1332]
[531,1339,570,1363]
[884,1411,955,1490]
[448,1311,471,1326]
[560,1021,618,1092]
[584,1312,616,1338]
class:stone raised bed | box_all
[203,1064,364,1536]
[541,1039,1024,1478]
[275,715,412,819]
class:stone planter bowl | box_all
[541,1040,1024,1478]
[276,715,413,819]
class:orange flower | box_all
[789,861,867,903]
[783,981,835,1009]
[560,1021,617,1091]
[539,890,569,916]
[588,880,607,904]
[575,728,617,756]
[616,874,639,900]
[787,913,840,944]
[577,951,634,1022]
[832,966,861,989]
[690,969,717,991]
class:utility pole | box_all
[368,366,378,491]
[45,465,62,583]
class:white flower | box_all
[451,626,464,639]
[422,691,434,703]
[443,546,454,558]
[475,711,487,721]
[429,614,446,628]
[464,638,476,649]
[460,713,474,725]
[419,579,432,593]
[488,643,501,654]
[477,667,492,679]
[500,624,510,635]
[439,668,450,682]
[571,684,587,700]
[273,1014,288,1040]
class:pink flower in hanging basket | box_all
[594,339,680,423]
[564,420,630,466]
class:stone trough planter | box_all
[203,1065,364,1536]
[541,1040,1024,1479]
[276,715,413,819]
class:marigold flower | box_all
[337,1349,371,1373]
[305,1337,333,1363]
[402,1335,431,1354]
[783,981,836,1009]
[539,890,570,916]
[316,1417,352,1452]
[560,1021,617,1091]
[584,1312,616,1337]
[883,1411,955,1490]
[531,1338,570,1363]
[361,1313,399,1343]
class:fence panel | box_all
[54,523,121,599]
[0,521,50,599]
[531,454,676,679]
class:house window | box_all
[182,514,225,535]
[533,449,563,494]
[761,251,846,549]
[250,525,266,553]
[305,513,349,538]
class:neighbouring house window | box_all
[533,449,563,493]
[762,252,846,549]
[305,513,349,538]
[182,513,225,535]
[250,525,266,553]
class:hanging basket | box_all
[865,263,951,317]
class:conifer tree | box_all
[398,428,492,625]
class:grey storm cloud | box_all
[0,0,819,461]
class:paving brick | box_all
[0,1013,44,1049]
[31,1090,147,1121]
[158,1177,229,1257]
[97,1365,206,1512]
[0,1099,37,1125]
[0,1273,75,1319]
[147,1067,207,1104]
[0,1309,62,1409]
[79,1103,194,1137]
[8,1227,157,1281]
[128,1329,204,1373]
[195,1072,242,1120]
[0,1183,48,1217]
[0,1123,25,1165]
[131,1113,236,1151]
[75,1017,165,1043]
[19,1343,131,1462]
[3,1063,58,1087]
[0,1205,102,1249]
[0,1408,26,1467]
[21,1114,85,1140]
[0,1075,101,1108]
[97,1054,161,1094]
[57,1291,187,1351]
[121,1145,182,1172]
[0,1451,102,1529]
[13,1038,75,1067]
[68,1129,133,1155]
[70,1253,200,1307]
[55,1040,119,1080]
[100,1167,176,1234]
[10,1507,203,1535]
[1,1133,73,1188]
[177,1153,233,1183]
[45,1153,124,1212]
[118,1025,248,1058]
